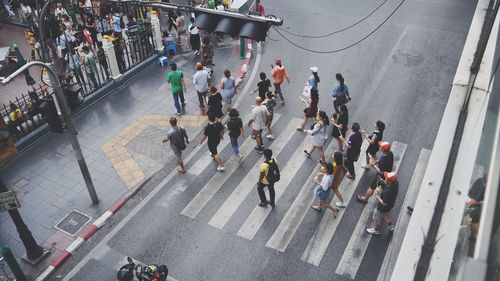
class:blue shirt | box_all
[307,75,318,90]
[332,82,350,98]
[113,15,122,32]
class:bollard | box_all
[0,246,27,281]
[239,37,245,60]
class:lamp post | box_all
[0,61,99,205]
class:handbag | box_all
[302,85,311,98]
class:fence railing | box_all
[2,25,157,143]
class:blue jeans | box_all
[172,91,185,114]
[230,136,240,155]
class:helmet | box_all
[195,62,203,70]
[380,141,391,152]
[384,172,398,182]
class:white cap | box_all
[310,66,318,73]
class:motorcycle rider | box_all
[116,257,135,281]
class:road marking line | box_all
[265,138,338,252]
[335,142,407,279]
[236,136,309,240]
[377,148,431,281]
[180,114,281,219]
[300,141,370,265]
[208,119,300,230]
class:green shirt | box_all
[167,70,184,93]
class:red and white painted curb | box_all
[35,198,127,281]
[235,41,254,87]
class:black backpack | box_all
[173,127,187,150]
[266,159,280,184]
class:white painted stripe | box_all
[35,265,55,281]
[237,137,311,240]
[265,138,338,252]
[181,114,281,219]
[377,148,431,281]
[65,237,85,254]
[157,136,232,208]
[300,141,370,265]
[208,119,301,229]
[93,211,113,228]
[335,142,407,279]
[176,59,188,67]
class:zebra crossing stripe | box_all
[335,142,407,279]
[208,119,301,230]
[300,141,370,266]
[265,138,337,252]
[376,148,431,281]
[180,114,282,219]
[236,136,310,240]
[156,137,232,208]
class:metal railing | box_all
[0,257,13,281]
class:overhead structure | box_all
[107,0,283,42]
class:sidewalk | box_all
[0,36,253,279]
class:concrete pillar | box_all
[150,11,164,52]
[102,36,121,79]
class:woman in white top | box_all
[312,162,338,216]
[304,110,329,164]
[188,17,200,55]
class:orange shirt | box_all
[271,66,290,84]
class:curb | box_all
[34,198,127,281]
[34,39,258,281]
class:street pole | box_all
[1,61,99,205]
[0,175,44,263]
[239,37,245,60]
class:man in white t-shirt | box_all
[54,2,68,20]
[193,62,210,109]
[248,97,269,153]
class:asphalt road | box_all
[52,0,477,280]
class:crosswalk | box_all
[173,117,428,279]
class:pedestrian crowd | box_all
[164,56,400,236]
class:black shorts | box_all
[369,174,383,190]
[366,144,379,156]
[208,142,219,155]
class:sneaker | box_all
[360,164,370,169]
[387,223,396,231]
[266,134,275,140]
[238,154,244,163]
[268,201,275,208]
[173,112,181,117]
[304,150,311,158]
[217,166,225,172]
[366,228,380,235]
[258,202,268,207]
[257,149,264,154]
[407,206,414,215]
[335,201,346,208]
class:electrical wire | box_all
[276,0,389,38]
[271,0,406,54]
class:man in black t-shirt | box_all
[467,172,487,241]
[357,141,394,203]
[252,72,272,101]
[200,112,225,171]
[366,172,398,235]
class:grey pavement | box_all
[0,32,245,279]
[51,0,479,281]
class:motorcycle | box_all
[117,257,168,281]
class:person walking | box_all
[167,63,187,116]
[257,149,278,207]
[248,97,269,154]
[332,151,347,207]
[96,41,109,78]
[175,11,188,47]
[467,172,488,241]
[193,62,210,109]
[207,86,224,119]
[226,108,244,162]
[307,66,320,92]
[271,58,290,105]
[220,69,236,111]
[311,162,338,216]
[331,104,349,153]
[304,110,329,164]
[262,91,276,140]
[162,117,189,173]
[199,112,225,171]
[366,172,398,235]
[342,122,363,180]
[297,88,319,131]
[252,72,271,101]
[361,120,385,169]
[331,73,351,113]
[188,17,200,55]
[357,141,393,203]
